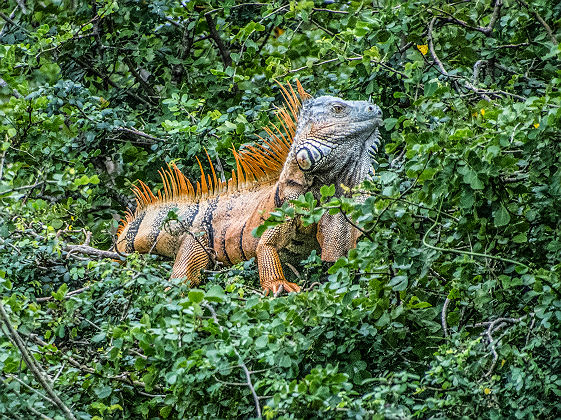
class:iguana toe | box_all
[264,280,301,296]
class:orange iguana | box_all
[115,82,382,295]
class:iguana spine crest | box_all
[117,81,309,237]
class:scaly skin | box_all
[115,83,382,295]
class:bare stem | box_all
[0,303,77,420]
[203,303,262,418]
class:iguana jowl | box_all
[115,82,382,294]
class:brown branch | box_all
[516,0,558,45]
[428,17,492,101]
[0,303,77,420]
[432,0,502,36]
[113,126,166,143]
[64,244,125,261]
[36,286,92,303]
[204,13,232,67]
[304,282,322,292]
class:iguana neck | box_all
[278,127,379,196]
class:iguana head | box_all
[289,95,383,187]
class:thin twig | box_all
[430,0,502,36]
[484,316,526,376]
[3,374,56,407]
[36,285,92,303]
[427,17,492,101]
[312,8,348,14]
[203,303,262,418]
[0,181,45,197]
[0,10,31,34]
[27,333,157,391]
[27,406,53,420]
[516,0,558,45]
[442,297,450,338]
[0,7,17,37]
[0,303,77,420]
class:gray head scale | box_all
[291,95,383,187]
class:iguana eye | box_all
[332,104,345,114]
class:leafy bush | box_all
[1,0,560,418]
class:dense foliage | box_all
[1,0,560,418]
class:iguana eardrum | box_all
[115,82,383,294]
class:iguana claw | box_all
[264,280,301,296]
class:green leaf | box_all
[206,285,226,302]
[494,204,511,227]
[160,406,173,418]
[388,275,408,291]
[463,168,484,190]
[384,118,398,131]
[513,232,527,243]
[320,184,335,199]
[188,290,205,303]
[94,385,112,399]
[255,335,269,348]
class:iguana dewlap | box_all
[115,82,383,295]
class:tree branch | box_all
[27,333,157,391]
[122,57,159,102]
[442,297,450,338]
[431,0,502,36]
[113,126,166,143]
[312,7,349,15]
[64,244,125,261]
[204,13,232,67]
[516,0,558,45]
[36,285,92,303]
[484,315,527,376]
[71,57,153,107]
[428,17,492,101]
[0,302,77,420]
[0,10,31,35]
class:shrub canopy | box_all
[0,0,560,418]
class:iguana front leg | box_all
[256,222,301,295]
[170,233,211,286]
[317,212,361,262]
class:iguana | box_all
[115,82,383,295]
